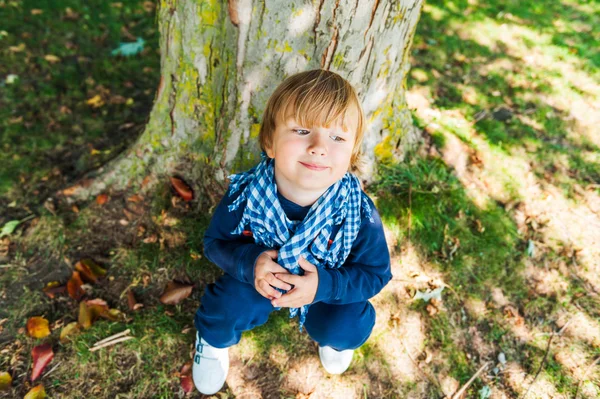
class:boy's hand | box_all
[254,249,293,301]
[271,256,319,308]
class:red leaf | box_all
[67,271,85,301]
[31,344,54,381]
[180,362,194,393]
[159,282,193,305]
[169,177,193,202]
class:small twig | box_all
[42,360,62,379]
[90,336,134,352]
[574,356,600,399]
[519,319,571,399]
[400,339,443,392]
[93,329,131,347]
[452,361,491,399]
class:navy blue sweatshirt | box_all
[203,185,392,305]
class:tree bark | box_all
[70,0,423,206]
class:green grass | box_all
[0,0,159,204]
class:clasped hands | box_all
[254,249,318,308]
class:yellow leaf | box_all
[24,384,46,399]
[59,322,80,343]
[31,9,43,15]
[26,317,51,339]
[86,95,104,108]
[44,54,61,63]
[0,371,12,390]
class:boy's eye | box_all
[293,129,310,135]
[330,135,345,142]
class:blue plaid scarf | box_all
[227,156,373,329]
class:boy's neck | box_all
[274,174,326,207]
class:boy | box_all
[193,69,392,395]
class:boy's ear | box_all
[265,145,275,159]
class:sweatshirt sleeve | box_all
[311,198,392,305]
[203,187,269,286]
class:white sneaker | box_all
[318,345,354,375]
[192,333,229,395]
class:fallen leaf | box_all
[160,282,194,305]
[0,220,20,238]
[86,95,104,108]
[127,194,143,203]
[31,344,53,381]
[127,290,139,311]
[413,287,444,302]
[169,177,193,202]
[0,371,11,390]
[67,271,85,301]
[26,317,51,339]
[143,234,157,244]
[180,362,194,393]
[75,259,106,284]
[111,37,145,56]
[42,282,66,299]
[64,7,80,20]
[59,322,80,343]
[96,194,109,205]
[24,384,46,399]
[9,43,26,53]
[44,54,61,63]
[78,300,108,329]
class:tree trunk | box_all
[71,0,423,206]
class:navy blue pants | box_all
[194,274,376,350]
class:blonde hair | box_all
[259,69,365,168]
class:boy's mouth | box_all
[299,162,328,171]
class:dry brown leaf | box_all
[143,234,157,244]
[67,271,85,301]
[26,317,50,339]
[44,54,61,63]
[159,282,194,305]
[42,282,65,299]
[24,384,46,399]
[75,259,107,284]
[31,9,43,15]
[96,194,109,205]
[127,194,144,203]
[127,290,139,311]
[31,344,53,381]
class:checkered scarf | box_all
[227,156,373,329]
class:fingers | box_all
[263,249,278,260]
[272,288,300,307]
[298,256,317,271]
[258,280,281,300]
[266,273,292,291]
[274,273,302,286]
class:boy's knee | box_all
[198,274,272,324]
[304,301,375,350]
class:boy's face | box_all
[265,110,357,201]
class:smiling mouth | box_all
[300,162,328,171]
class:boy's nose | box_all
[308,134,327,156]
